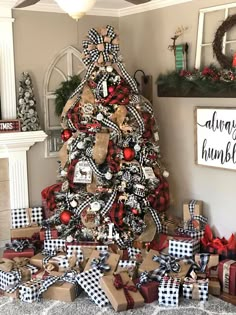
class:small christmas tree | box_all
[42,25,170,248]
[17,72,41,131]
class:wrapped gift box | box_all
[158,276,181,306]
[0,269,21,291]
[139,249,191,281]
[183,278,208,301]
[32,268,64,280]
[116,260,138,279]
[11,207,43,229]
[42,281,80,302]
[169,239,200,258]
[76,268,109,307]
[160,213,182,236]
[10,226,41,239]
[183,200,203,230]
[44,239,66,252]
[39,228,58,241]
[209,278,221,296]
[66,242,108,261]
[218,259,236,295]
[84,250,120,275]
[134,278,159,303]
[3,248,35,259]
[100,272,144,311]
[127,247,142,261]
[19,279,42,302]
[195,253,219,272]
[30,253,66,269]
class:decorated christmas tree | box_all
[17,72,41,131]
[42,25,170,248]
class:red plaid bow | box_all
[101,80,130,106]
[113,273,137,310]
[41,183,62,212]
[109,199,125,229]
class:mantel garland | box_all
[212,14,236,69]
[157,65,236,97]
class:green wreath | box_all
[212,14,236,69]
[54,74,81,116]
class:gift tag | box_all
[142,166,156,179]
[74,161,92,184]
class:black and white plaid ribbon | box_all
[41,249,57,265]
[5,239,33,252]
[99,117,121,140]
[116,61,138,93]
[127,105,145,134]
[147,206,162,233]
[194,253,210,272]
[100,188,117,217]
[187,200,207,230]
[87,157,106,178]
[177,227,205,239]
[90,251,111,272]
[74,195,95,216]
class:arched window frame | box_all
[43,46,85,158]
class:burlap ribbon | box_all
[184,273,208,299]
[113,273,137,310]
[111,105,128,128]
[93,132,110,164]
[0,257,31,281]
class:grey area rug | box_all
[0,294,236,315]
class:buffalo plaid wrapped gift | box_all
[76,268,109,307]
[11,207,43,229]
[19,279,42,302]
[0,269,21,292]
[183,272,209,302]
[116,260,138,279]
[158,276,181,306]
[169,238,200,258]
[44,239,66,252]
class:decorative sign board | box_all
[195,107,236,170]
[0,120,21,133]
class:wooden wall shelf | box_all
[157,84,236,98]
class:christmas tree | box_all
[42,25,170,248]
[17,72,41,131]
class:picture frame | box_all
[194,106,236,171]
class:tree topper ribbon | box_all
[113,273,137,310]
[90,251,111,272]
[83,25,119,67]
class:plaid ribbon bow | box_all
[187,200,208,230]
[90,251,111,272]
[151,254,181,281]
[83,25,119,66]
[193,253,210,272]
[113,273,137,310]
[5,239,33,252]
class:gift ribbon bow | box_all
[136,271,152,288]
[153,254,181,274]
[187,200,207,230]
[83,25,119,66]
[195,253,210,272]
[90,251,111,272]
[5,239,34,252]
[113,273,137,310]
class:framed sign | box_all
[195,107,236,171]
[0,120,21,133]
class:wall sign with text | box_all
[0,120,21,133]
[195,107,236,171]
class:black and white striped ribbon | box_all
[127,105,145,134]
[116,62,138,94]
[100,189,118,217]
[74,196,95,216]
[130,94,140,105]
[87,157,106,178]
[100,117,122,140]
[88,28,103,44]
[147,207,162,233]
[85,147,93,158]
[67,119,77,133]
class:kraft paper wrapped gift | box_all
[100,272,145,312]
[183,200,203,230]
[195,253,219,272]
[30,253,66,269]
[3,248,35,259]
[139,249,191,281]
[116,260,138,279]
[84,250,120,275]
[218,259,236,295]
[10,226,41,239]
[65,242,108,261]
[209,278,221,296]
[42,281,79,302]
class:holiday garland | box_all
[54,75,81,116]
[213,14,236,69]
[157,65,236,96]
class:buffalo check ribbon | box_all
[113,273,137,310]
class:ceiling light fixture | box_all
[54,0,96,21]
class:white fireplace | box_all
[0,1,47,246]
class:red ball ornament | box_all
[131,208,138,215]
[61,129,72,142]
[60,210,73,225]
[108,86,115,94]
[123,147,135,161]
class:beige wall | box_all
[120,0,236,238]
[13,10,119,207]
